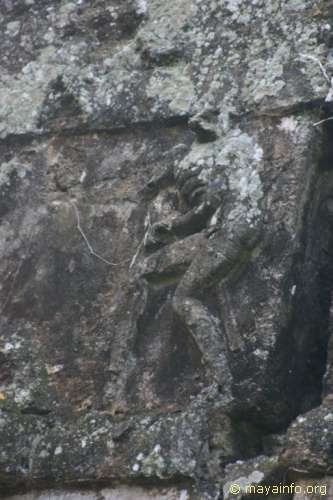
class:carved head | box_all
[174,148,226,209]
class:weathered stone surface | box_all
[281,396,333,476]
[7,486,191,500]
[222,455,280,499]
[0,0,332,137]
[2,0,333,499]
[137,115,326,430]
[293,478,333,499]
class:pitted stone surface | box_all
[1,1,333,499]
[7,487,191,500]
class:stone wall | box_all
[1,1,333,499]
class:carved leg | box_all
[172,240,234,388]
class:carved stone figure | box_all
[136,117,325,430]
[141,130,262,385]
[2,0,333,495]
[138,128,265,413]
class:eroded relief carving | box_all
[139,129,263,390]
[134,116,322,429]
[2,0,333,496]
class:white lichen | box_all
[54,446,63,456]
[79,170,87,183]
[147,66,195,115]
[223,470,265,498]
[14,388,31,405]
[278,117,298,135]
[135,0,148,16]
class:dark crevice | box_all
[20,406,52,416]
[282,118,333,420]
[1,97,329,148]
[284,120,333,426]
[143,266,189,287]
[1,96,329,147]
[0,115,191,146]
[232,97,328,123]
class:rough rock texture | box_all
[293,479,333,500]
[8,488,191,500]
[1,0,333,499]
